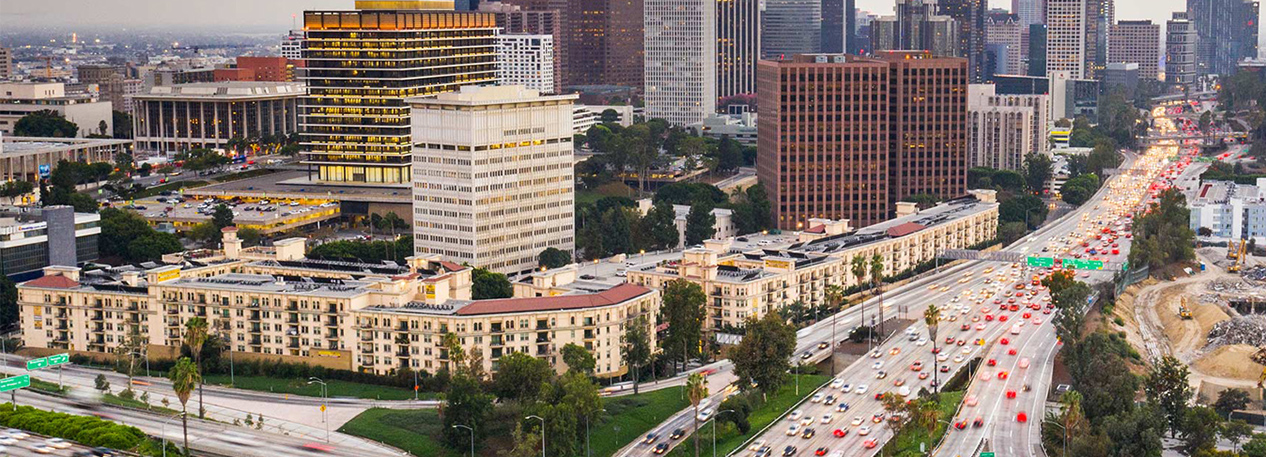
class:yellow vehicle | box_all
[1179,297,1193,320]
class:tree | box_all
[716,136,743,172]
[561,343,596,374]
[168,357,201,456]
[1245,432,1266,457]
[112,110,133,139]
[999,221,1028,244]
[621,315,653,394]
[1200,110,1213,132]
[600,109,621,123]
[471,268,513,299]
[869,254,885,329]
[94,373,110,393]
[924,304,942,393]
[175,148,232,171]
[1062,173,1101,206]
[0,181,33,204]
[686,373,708,457]
[1178,406,1223,455]
[901,193,938,210]
[1224,419,1254,453]
[851,255,867,287]
[1129,188,1197,272]
[577,222,605,260]
[731,311,796,400]
[0,278,15,331]
[538,247,571,269]
[644,200,680,250]
[1215,388,1252,419]
[731,184,773,235]
[660,280,706,372]
[14,110,79,137]
[1024,153,1054,193]
[442,374,493,450]
[237,228,262,247]
[1145,355,1193,435]
[491,352,552,403]
[999,193,1048,229]
[684,199,716,246]
[183,317,209,418]
[212,204,235,230]
[115,324,147,396]
[600,206,635,255]
[1101,403,1165,457]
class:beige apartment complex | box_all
[626,192,999,329]
[20,229,657,378]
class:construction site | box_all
[1112,242,1266,409]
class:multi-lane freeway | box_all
[625,110,1187,457]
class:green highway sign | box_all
[0,375,29,393]
[981,453,995,457]
[26,353,69,371]
[1026,256,1054,268]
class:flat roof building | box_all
[132,82,303,156]
[0,136,128,183]
[0,83,112,139]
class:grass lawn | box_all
[131,180,209,198]
[880,390,966,457]
[588,385,693,457]
[201,374,431,401]
[339,408,457,457]
[668,374,832,457]
[213,168,274,183]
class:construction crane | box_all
[1231,239,1249,273]
[1230,239,1242,260]
[1179,296,1193,319]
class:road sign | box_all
[981,453,995,457]
[320,404,326,412]
[26,353,69,371]
[0,375,29,393]
[1026,256,1054,268]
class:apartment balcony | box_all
[358,322,372,329]
[166,307,179,315]
[287,340,300,349]
[360,332,374,342]
[287,316,299,324]
[395,349,410,357]
[249,325,262,333]
[325,318,339,328]
[248,338,262,346]
[325,330,339,339]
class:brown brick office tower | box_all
[757,52,968,231]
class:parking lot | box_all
[123,195,340,234]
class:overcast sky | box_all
[0,0,1210,36]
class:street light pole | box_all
[414,370,419,401]
[712,409,734,457]
[452,424,474,457]
[161,411,183,457]
[307,377,328,442]
[585,408,606,457]
[526,415,545,457]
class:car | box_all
[7,429,28,440]
[1019,358,1031,369]
[945,336,956,344]
[1017,412,1028,423]
[818,341,830,350]
[863,439,878,449]
[918,372,929,380]
[783,446,798,457]
[697,409,713,422]
[960,323,971,331]
[33,444,55,454]
[800,416,815,427]
[889,347,901,355]
[836,403,850,412]
[858,426,872,436]
[998,371,1009,380]
[756,447,773,457]
[874,392,884,400]
[786,424,801,436]
[824,395,836,405]
[1007,390,1017,399]
[644,433,659,444]
[875,371,888,379]
[1000,338,1010,345]
[954,420,967,430]
[840,383,852,393]
[0,435,14,446]
[670,428,685,439]
[916,338,928,346]
[654,443,670,454]
[893,378,906,386]
[956,339,967,346]
[932,347,942,354]
[965,395,978,407]
[999,315,1009,322]
[811,393,824,403]
[1008,348,1018,355]
[911,361,924,371]
[872,413,884,423]
[851,416,864,426]
[833,428,848,438]
[872,361,883,370]
[47,438,71,449]
[940,365,950,373]
[820,414,833,424]
[789,410,803,421]
[801,428,816,439]
[855,384,869,395]
[830,379,845,389]
[869,349,883,359]
[801,351,813,360]
[1032,317,1043,325]
[937,353,949,362]
[973,417,985,428]
[749,440,768,452]
[814,447,830,456]
[987,358,997,366]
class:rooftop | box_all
[1,136,132,156]
[136,82,305,100]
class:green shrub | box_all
[1114,316,1125,326]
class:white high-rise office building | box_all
[410,85,578,275]
[1107,20,1160,81]
[967,84,1048,170]
[644,0,716,126]
[1167,12,1199,86]
[280,30,304,60]
[1046,0,1088,78]
[497,34,556,93]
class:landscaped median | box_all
[0,403,178,455]
[202,374,428,401]
[664,374,832,457]
[878,390,966,457]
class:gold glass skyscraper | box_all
[301,2,498,184]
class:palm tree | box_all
[878,392,908,433]
[850,255,867,343]
[870,254,885,337]
[924,304,942,394]
[168,357,201,456]
[183,317,209,418]
[686,373,709,457]
[825,284,846,376]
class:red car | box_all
[999,315,1009,322]
[1017,412,1028,423]
[1006,390,1016,399]
[985,314,994,321]
[987,359,997,366]
[863,439,878,449]
[815,448,829,456]
[1022,312,1031,319]
[1009,304,1020,312]
[1000,338,1010,345]
[998,371,1009,380]
[1008,348,1018,355]
[954,420,967,430]
[833,429,848,438]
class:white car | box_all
[953,355,965,363]
[0,435,15,445]
[855,384,869,395]
[916,338,928,346]
[696,409,713,422]
[4,430,26,440]
[32,444,54,454]
[46,438,70,449]
[789,410,803,421]
[799,417,814,427]
[811,393,824,403]
[840,383,852,393]
[830,379,845,389]
[786,424,800,436]
[872,361,883,370]
[898,386,912,396]
[851,416,864,426]
[820,414,833,424]
[858,426,872,436]
[749,440,768,452]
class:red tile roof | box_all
[438,261,466,273]
[804,225,826,234]
[24,274,79,289]
[886,222,926,237]
[456,284,652,316]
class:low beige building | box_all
[20,228,658,378]
[626,191,999,329]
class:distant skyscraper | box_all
[756,51,968,230]
[1027,24,1047,76]
[645,0,716,126]
[504,0,642,89]
[968,84,1048,171]
[1188,0,1260,76]
[1045,0,1089,78]
[1012,0,1045,26]
[822,0,858,53]
[856,11,878,53]
[300,2,498,184]
[763,0,822,58]
[717,0,761,98]
[1107,20,1161,81]
[481,2,565,91]
[985,13,1024,75]
[940,0,987,81]
[872,0,960,58]
[0,46,10,81]
[1167,12,1199,85]
[1085,0,1113,78]
[498,34,556,93]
